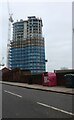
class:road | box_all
[2,84,74,118]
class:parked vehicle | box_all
[64,74,74,88]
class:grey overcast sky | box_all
[0,0,72,71]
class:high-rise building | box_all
[9,16,46,74]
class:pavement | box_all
[0,81,74,95]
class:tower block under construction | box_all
[9,16,46,74]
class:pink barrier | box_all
[42,72,57,86]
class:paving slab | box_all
[0,81,74,95]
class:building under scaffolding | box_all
[9,16,46,74]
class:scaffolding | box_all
[9,16,46,74]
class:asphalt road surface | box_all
[2,84,74,118]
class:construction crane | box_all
[7,0,13,68]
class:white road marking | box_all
[37,102,74,116]
[4,90,22,98]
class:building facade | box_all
[9,16,46,74]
